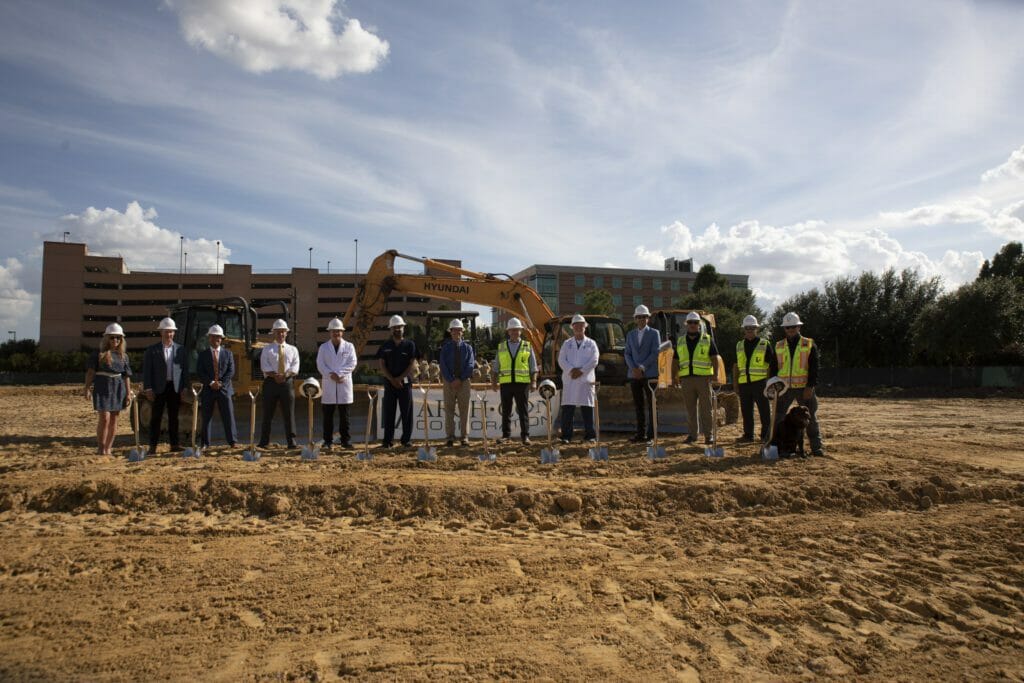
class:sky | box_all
[1,0,1023,340]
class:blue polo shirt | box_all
[377,337,418,380]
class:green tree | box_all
[978,241,1024,282]
[582,289,616,316]
[674,285,767,364]
[692,264,729,293]
[911,277,1024,365]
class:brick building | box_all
[39,241,459,356]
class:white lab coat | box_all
[558,335,599,406]
[316,339,357,405]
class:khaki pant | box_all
[679,375,712,439]
[443,380,472,440]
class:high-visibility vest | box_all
[776,336,814,388]
[677,333,713,377]
[736,338,770,384]
[497,340,532,384]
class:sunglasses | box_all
[686,321,699,325]
[110,336,123,340]
[784,326,798,330]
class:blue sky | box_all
[1,0,1023,340]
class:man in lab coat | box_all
[316,318,357,450]
[557,314,599,444]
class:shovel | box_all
[704,386,725,458]
[476,393,496,463]
[761,392,780,462]
[646,380,667,460]
[588,383,608,461]
[182,382,203,458]
[242,384,262,462]
[299,379,322,461]
[538,381,559,464]
[416,386,438,462]
[356,390,376,462]
[127,393,147,462]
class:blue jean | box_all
[560,404,595,441]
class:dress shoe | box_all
[521,437,532,445]
[683,436,696,444]
[445,438,455,447]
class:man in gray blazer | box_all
[142,317,188,452]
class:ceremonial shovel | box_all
[704,387,725,458]
[356,390,376,462]
[416,386,437,462]
[587,383,608,461]
[646,379,667,460]
[299,378,323,461]
[760,377,787,462]
[476,393,496,463]
[182,382,203,458]
[242,384,262,462]
[127,393,147,462]
[538,379,559,464]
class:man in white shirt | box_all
[258,319,300,449]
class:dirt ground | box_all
[0,385,1022,682]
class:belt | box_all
[95,371,122,378]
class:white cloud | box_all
[981,144,1024,182]
[635,219,984,313]
[58,201,232,273]
[166,0,389,79]
[0,258,36,333]
[879,195,1024,241]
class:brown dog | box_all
[774,405,811,458]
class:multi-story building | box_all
[494,257,749,325]
[39,241,459,358]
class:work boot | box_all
[445,438,454,447]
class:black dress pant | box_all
[381,382,413,446]
[499,382,530,439]
[739,380,771,441]
[200,389,237,447]
[149,384,180,450]
[259,377,296,445]
[322,403,351,445]
[629,378,655,439]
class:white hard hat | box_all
[741,315,759,328]
[782,312,803,327]
[506,317,524,330]
[327,318,345,331]
[685,311,701,322]
[207,324,225,337]
[271,319,289,331]
[104,323,124,336]
[571,313,587,325]
[633,304,650,317]
[448,318,465,330]
[388,315,406,328]
[157,317,177,331]
[764,376,788,398]
[298,377,323,400]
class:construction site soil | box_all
[0,385,1022,681]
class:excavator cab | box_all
[541,314,628,386]
[652,309,717,345]
[418,310,480,362]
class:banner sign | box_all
[375,387,560,439]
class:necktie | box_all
[213,348,219,382]
[454,342,462,380]
[277,343,286,375]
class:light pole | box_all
[184,252,188,274]
[308,247,313,269]
[179,236,184,274]
[62,231,70,243]
[216,241,221,273]
[7,331,15,343]
[354,239,358,273]
[327,260,331,274]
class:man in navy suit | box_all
[197,324,237,448]
[142,317,189,452]
[624,304,661,443]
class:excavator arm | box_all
[342,250,556,359]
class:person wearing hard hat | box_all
[316,318,357,450]
[142,317,188,452]
[558,314,599,444]
[624,304,662,443]
[775,312,824,456]
[731,315,778,443]
[197,324,237,448]
[491,317,537,444]
[84,323,133,455]
[257,319,300,449]
[440,318,476,447]
[675,311,720,445]
[377,314,419,449]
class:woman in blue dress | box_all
[84,323,133,455]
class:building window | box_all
[633,278,643,289]
[252,282,292,289]
[612,277,622,289]
[670,279,681,291]
[575,294,584,305]
[653,279,662,290]
[574,274,585,288]
[633,295,644,306]
[317,282,355,289]
[533,274,557,295]
[182,283,224,290]
[85,282,119,290]
[653,296,663,307]
[593,275,604,288]
[612,294,622,306]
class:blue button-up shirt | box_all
[439,339,476,382]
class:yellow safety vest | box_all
[498,340,532,384]
[677,333,713,377]
[736,338,770,384]
[776,336,814,389]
